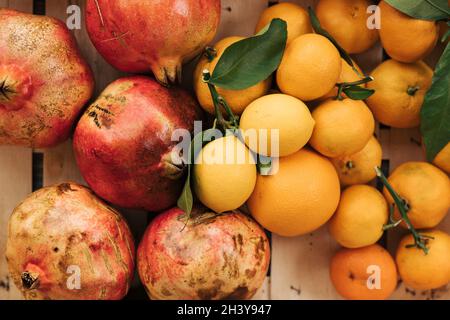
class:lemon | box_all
[193,135,257,213]
[239,94,315,157]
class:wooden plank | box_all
[0,0,34,301]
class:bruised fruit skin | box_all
[73,76,202,212]
[0,9,94,148]
[85,0,221,85]
[138,208,270,300]
[6,183,135,300]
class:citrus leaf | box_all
[421,42,450,162]
[209,18,287,90]
[177,129,219,214]
[308,7,355,71]
[384,0,449,21]
[343,86,375,100]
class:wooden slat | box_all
[0,0,34,301]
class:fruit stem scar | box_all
[204,47,217,62]
[375,167,432,254]
[0,78,15,101]
[345,161,354,169]
[407,86,420,96]
[21,271,40,291]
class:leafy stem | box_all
[335,76,375,100]
[202,69,239,130]
[375,167,432,254]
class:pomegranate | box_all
[73,76,202,212]
[0,9,94,148]
[5,183,135,300]
[85,0,221,85]
[137,207,270,300]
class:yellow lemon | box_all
[193,36,271,115]
[239,94,315,157]
[255,2,312,45]
[276,34,341,101]
[329,185,389,248]
[248,148,340,237]
[193,135,257,213]
[331,136,382,187]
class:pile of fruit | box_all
[0,0,449,300]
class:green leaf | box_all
[421,42,450,162]
[384,0,449,21]
[177,129,219,214]
[308,7,356,72]
[209,18,287,90]
[343,86,375,100]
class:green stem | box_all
[202,70,239,131]
[407,86,420,96]
[204,47,217,62]
[375,167,431,254]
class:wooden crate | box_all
[0,0,448,300]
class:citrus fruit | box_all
[239,94,315,157]
[320,58,365,100]
[331,136,382,186]
[433,142,450,174]
[329,185,389,248]
[255,2,312,45]
[247,148,340,237]
[366,59,433,128]
[379,0,439,63]
[193,36,271,115]
[383,162,450,229]
[330,244,397,300]
[316,0,379,54]
[396,230,450,291]
[276,34,341,101]
[309,98,375,158]
[193,135,257,213]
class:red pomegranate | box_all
[85,0,221,85]
[73,76,202,212]
[138,208,270,300]
[0,9,94,148]
[6,183,135,300]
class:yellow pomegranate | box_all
[366,59,433,128]
[309,98,375,158]
[383,162,450,229]
[255,2,312,45]
[331,136,382,187]
[239,94,315,157]
[379,0,439,63]
[248,148,340,237]
[193,135,257,213]
[396,230,450,291]
[316,0,379,54]
[193,36,271,115]
[329,185,389,248]
[276,34,341,101]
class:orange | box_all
[276,34,341,101]
[248,148,340,237]
[316,0,379,54]
[433,142,450,174]
[309,98,375,158]
[366,59,433,128]
[330,244,397,300]
[329,185,389,248]
[255,2,312,45]
[193,36,271,115]
[331,136,382,187]
[379,1,439,63]
[396,230,450,291]
[383,162,450,229]
[320,58,365,100]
